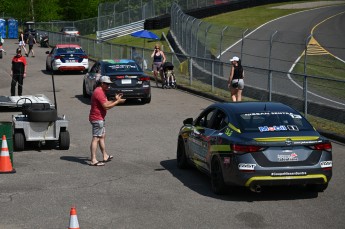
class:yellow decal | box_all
[227,123,241,133]
[210,144,231,152]
[254,136,319,142]
[245,174,327,187]
[224,128,233,136]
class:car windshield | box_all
[57,48,84,54]
[64,27,77,31]
[236,111,314,133]
[104,63,141,74]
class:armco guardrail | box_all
[96,20,145,41]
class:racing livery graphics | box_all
[176,102,333,194]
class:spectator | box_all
[18,31,28,56]
[10,48,27,96]
[227,56,244,102]
[26,32,36,57]
[88,76,126,166]
[151,44,166,87]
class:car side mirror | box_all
[45,51,49,54]
[183,118,193,125]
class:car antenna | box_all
[51,71,58,111]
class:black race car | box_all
[177,102,332,194]
[83,59,151,104]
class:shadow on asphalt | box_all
[160,159,319,201]
[60,155,90,165]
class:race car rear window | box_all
[57,48,84,54]
[104,63,141,74]
[237,112,314,133]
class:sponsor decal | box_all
[238,163,256,170]
[320,161,332,168]
[287,125,299,131]
[244,112,302,119]
[277,153,298,161]
[271,171,307,176]
[258,125,287,132]
[225,128,233,136]
[224,157,230,164]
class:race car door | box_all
[188,108,217,171]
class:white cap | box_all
[100,76,113,84]
[230,56,239,62]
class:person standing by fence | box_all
[227,56,244,102]
[151,44,166,87]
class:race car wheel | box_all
[14,131,25,151]
[177,137,189,169]
[306,183,328,192]
[141,96,151,104]
[83,81,90,98]
[46,63,49,71]
[59,130,70,150]
[211,157,226,195]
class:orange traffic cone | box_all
[0,135,15,174]
[68,207,80,229]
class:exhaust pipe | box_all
[250,185,262,193]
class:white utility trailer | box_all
[0,94,70,151]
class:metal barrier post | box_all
[219,26,228,60]
[211,60,215,93]
[189,57,193,86]
[240,29,248,61]
[303,34,312,117]
[268,31,277,101]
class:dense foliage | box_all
[0,0,119,22]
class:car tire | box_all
[141,96,151,104]
[177,137,189,169]
[46,63,49,71]
[14,131,25,151]
[83,81,90,98]
[59,130,70,150]
[0,51,3,59]
[306,183,328,192]
[211,157,226,195]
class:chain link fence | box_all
[170,3,345,113]
[37,27,345,125]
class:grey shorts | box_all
[153,62,162,72]
[232,79,244,90]
[90,120,105,137]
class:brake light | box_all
[309,142,332,152]
[116,76,125,79]
[232,144,264,153]
[55,55,61,59]
[80,55,88,59]
[139,76,150,81]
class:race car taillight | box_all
[139,76,150,81]
[80,55,88,59]
[232,144,265,153]
[55,55,61,59]
[309,142,332,152]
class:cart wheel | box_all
[14,132,25,151]
[0,51,3,59]
[59,130,70,150]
